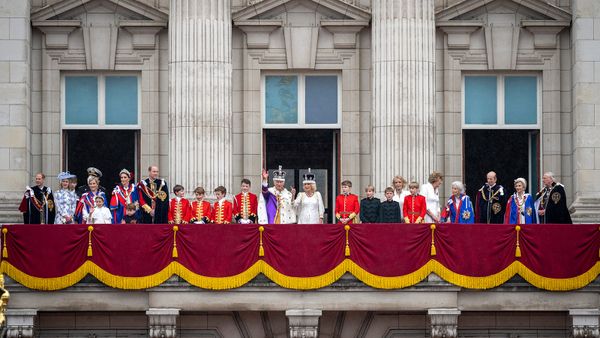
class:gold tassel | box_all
[2,228,7,258]
[259,226,265,257]
[344,225,351,257]
[172,226,179,258]
[515,225,521,258]
[87,226,94,257]
[430,224,437,256]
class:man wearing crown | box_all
[233,178,258,224]
[258,166,296,224]
[137,165,170,224]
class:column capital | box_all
[570,309,600,338]
[146,308,180,338]
[6,309,37,338]
[428,308,461,338]
[286,309,322,338]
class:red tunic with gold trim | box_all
[211,200,233,224]
[190,200,212,224]
[233,192,258,224]
[167,198,191,224]
[402,194,427,223]
[335,194,360,224]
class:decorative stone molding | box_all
[321,20,369,49]
[286,309,322,338]
[428,308,460,338]
[32,20,80,49]
[6,309,37,338]
[121,21,167,50]
[146,308,180,338]
[437,21,483,50]
[570,309,600,338]
[234,20,282,49]
[522,20,569,49]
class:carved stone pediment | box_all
[436,0,570,69]
[234,0,370,68]
[31,0,167,69]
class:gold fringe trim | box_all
[347,260,432,289]
[261,260,348,290]
[1,259,599,292]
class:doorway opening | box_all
[263,129,339,223]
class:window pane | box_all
[465,76,497,124]
[305,76,338,124]
[265,76,298,124]
[65,76,98,125]
[505,76,537,125]
[106,76,138,125]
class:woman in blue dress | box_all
[505,178,536,224]
[442,181,475,224]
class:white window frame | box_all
[462,73,542,130]
[61,72,142,129]
[261,72,342,129]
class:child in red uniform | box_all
[168,185,191,224]
[211,186,233,224]
[335,180,360,224]
[190,187,211,224]
[233,178,258,224]
[403,182,427,223]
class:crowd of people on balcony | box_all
[19,165,572,225]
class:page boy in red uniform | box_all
[211,186,233,224]
[168,185,191,224]
[335,180,360,224]
[233,178,258,224]
[403,182,427,223]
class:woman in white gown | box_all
[294,169,325,224]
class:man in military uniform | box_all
[535,172,572,224]
[76,167,106,197]
[475,171,506,224]
[137,165,170,224]
[19,173,55,224]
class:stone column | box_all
[0,0,31,199]
[146,308,179,338]
[286,309,322,338]
[6,309,37,338]
[371,0,436,191]
[428,308,460,338]
[570,309,600,338]
[570,0,600,223]
[169,0,232,194]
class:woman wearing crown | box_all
[110,169,139,224]
[294,169,325,224]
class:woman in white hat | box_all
[293,169,325,224]
[54,171,78,224]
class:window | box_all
[62,74,140,128]
[463,74,540,128]
[263,74,340,128]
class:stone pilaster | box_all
[6,309,37,338]
[169,0,232,194]
[371,0,436,191]
[570,0,600,223]
[428,308,460,338]
[570,309,600,338]
[0,0,31,199]
[146,308,179,338]
[286,309,322,338]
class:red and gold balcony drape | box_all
[1,223,598,291]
